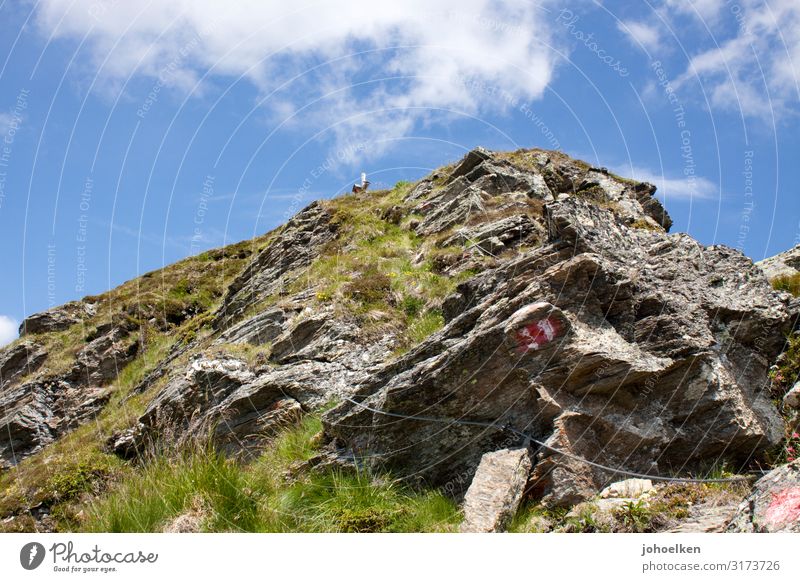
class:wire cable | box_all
[342,396,755,484]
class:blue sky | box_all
[0,0,798,345]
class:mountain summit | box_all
[2,147,798,532]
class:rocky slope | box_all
[1,147,798,532]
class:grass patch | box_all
[286,182,466,349]
[772,273,800,297]
[79,415,460,533]
[629,218,662,231]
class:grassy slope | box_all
[0,178,476,532]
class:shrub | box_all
[346,268,392,305]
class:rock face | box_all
[0,342,47,388]
[757,244,800,280]
[18,301,94,336]
[215,202,338,327]
[114,310,393,459]
[668,505,738,533]
[324,149,795,506]
[0,379,110,469]
[68,326,139,386]
[728,460,800,532]
[0,323,137,469]
[460,447,531,532]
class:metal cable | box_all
[342,396,755,484]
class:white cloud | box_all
[672,0,800,117]
[0,315,19,347]
[621,166,717,200]
[617,20,664,52]
[32,1,562,156]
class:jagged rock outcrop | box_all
[114,310,393,459]
[0,322,138,469]
[18,301,95,336]
[324,150,794,506]
[728,460,800,532]
[0,341,47,388]
[214,307,293,346]
[5,146,798,531]
[0,378,111,469]
[68,326,139,386]
[215,202,338,328]
[757,244,800,280]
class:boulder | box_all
[727,460,800,532]
[460,448,532,532]
[599,478,654,499]
[784,382,800,409]
[18,301,94,336]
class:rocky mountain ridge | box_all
[1,147,798,532]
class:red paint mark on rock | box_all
[515,316,562,353]
[764,487,800,528]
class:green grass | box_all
[79,415,461,533]
[405,310,445,345]
[629,218,662,231]
[286,182,467,348]
[772,273,800,297]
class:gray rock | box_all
[460,447,531,532]
[18,301,94,336]
[0,382,56,469]
[0,342,47,388]
[215,307,292,346]
[114,314,393,459]
[727,460,800,532]
[269,312,360,364]
[757,244,800,281]
[447,147,492,183]
[440,214,540,257]
[599,478,654,499]
[68,326,139,386]
[784,382,800,409]
[413,178,487,236]
[325,196,793,505]
[631,182,672,231]
[668,505,738,533]
[0,378,110,469]
[216,201,339,327]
